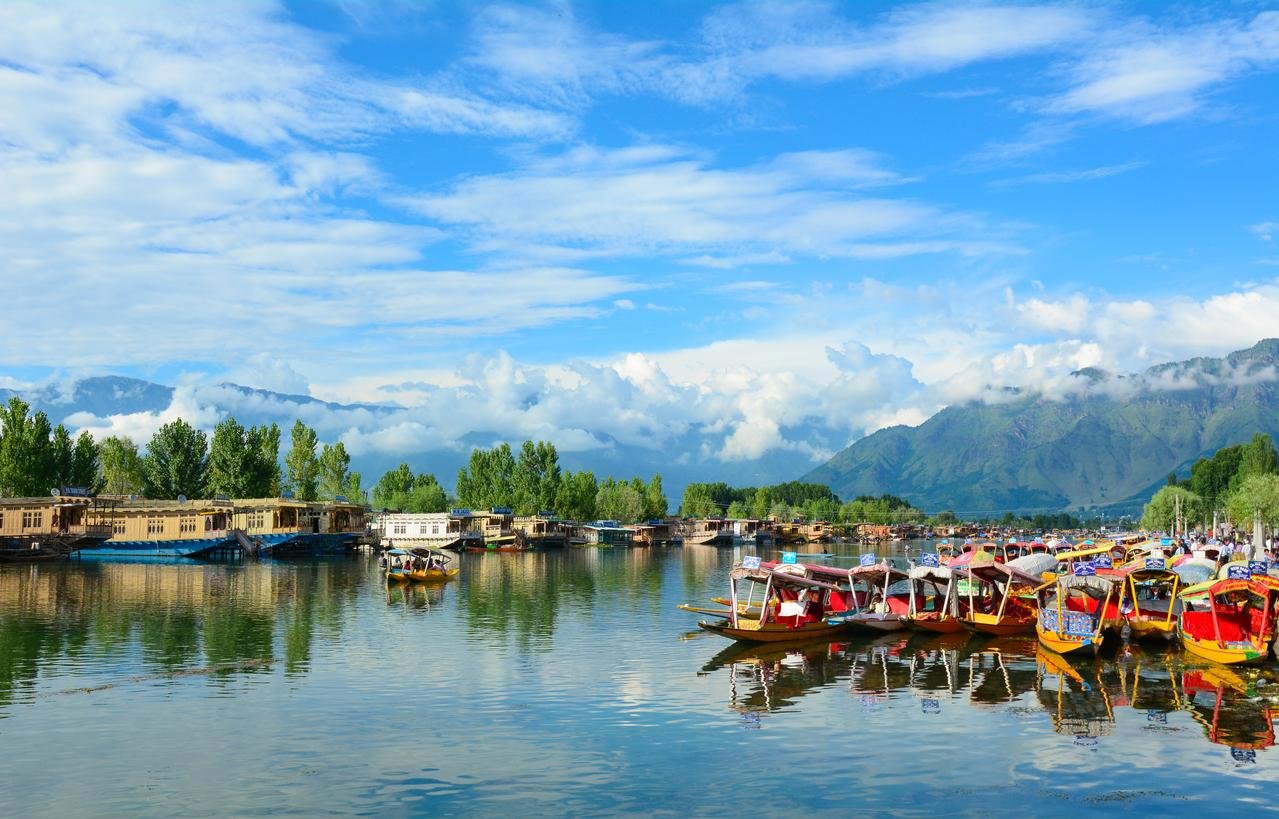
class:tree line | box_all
[0,397,361,502]
[370,441,667,524]
[1142,433,1279,531]
[677,481,930,524]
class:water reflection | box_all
[695,629,1279,757]
[0,559,363,710]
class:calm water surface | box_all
[0,543,1276,816]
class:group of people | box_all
[380,552,448,573]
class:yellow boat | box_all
[1035,571,1119,657]
[1177,570,1279,664]
[382,548,459,584]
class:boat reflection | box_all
[699,631,1279,758]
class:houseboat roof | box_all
[233,497,311,508]
[104,498,234,513]
[0,494,102,507]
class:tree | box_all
[71,431,100,491]
[342,470,367,505]
[1140,485,1205,532]
[0,398,58,497]
[513,440,561,514]
[726,500,749,519]
[679,483,720,517]
[596,477,645,523]
[1225,474,1279,528]
[207,417,250,497]
[99,436,144,495]
[371,463,447,512]
[1190,444,1244,509]
[317,441,352,501]
[554,470,597,521]
[283,420,319,501]
[456,443,516,509]
[142,419,208,499]
[246,422,281,497]
[1236,433,1279,486]
[51,424,74,488]
[643,474,667,520]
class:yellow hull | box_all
[1126,620,1177,642]
[386,568,459,583]
[964,613,1034,636]
[1180,635,1270,665]
[1035,623,1099,656]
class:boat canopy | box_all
[1056,545,1111,562]
[1007,553,1057,577]
[908,564,953,582]
[1053,574,1116,595]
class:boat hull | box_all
[852,615,907,633]
[78,535,237,559]
[964,615,1035,637]
[1179,635,1271,665]
[907,617,966,634]
[698,618,852,643]
[1035,624,1100,656]
[387,568,458,583]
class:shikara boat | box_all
[1178,565,1279,664]
[846,559,911,632]
[954,554,1044,636]
[1114,557,1183,643]
[382,548,459,583]
[906,556,965,634]
[696,562,857,643]
[1036,567,1119,656]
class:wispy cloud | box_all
[1252,221,1279,241]
[991,160,1146,187]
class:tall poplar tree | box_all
[284,420,319,501]
[142,419,208,499]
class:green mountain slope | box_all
[803,339,1279,515]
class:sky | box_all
[3,0,1279,476]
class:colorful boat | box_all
[695,562,857,643]
[1113,557,1183,643]
[1177,565,1279,664]
[906,557,965,634]
[1036,568,1119,656]
[845,559,910,632]
[954,553,1044,636]
[382,548,459,583]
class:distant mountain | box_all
[803,339,1279,516]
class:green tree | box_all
[456,443,516,509]
[207,417,251,497]
[70,431,100,491]
[0,398,58,496]
[283,420,319,501]
[246,422,281,496]
[371,463,447,512]
[1140,485,1205,532]
[342,470,367,504]
[1236,433,1279,485]
[99,436,144,495]
[51,424,74,488]
[596,477,645,523]
[726,500,749,519]
[679,483,720,517]
[142,419,208,499]
[643,474,667,520]
[513,440,561,514]
[1225,473,1279,528]
[554,470,597,521]
[317,441,352,501]
[1189,444,1244,509]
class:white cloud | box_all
[1252,222,1279,242]
[406,143,1010,263]
[992,161,1145,187]
[1049,12,1279,123]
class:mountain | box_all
[803,339,1279,516]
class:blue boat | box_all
[78,534,238,559]
[80,498,239,560]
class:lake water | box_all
[0,544,1276,816]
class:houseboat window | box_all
[113,521,126,534]
[22,511,42,529]
[179,517,197,534]
[0,512,4,528]
[393,523,407,535]
[433,525,441,535]
[147,518,164,535]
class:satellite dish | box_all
[178,495,187,503]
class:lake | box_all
[0,544,1275,816]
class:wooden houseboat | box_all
[0,491,113,559]
[84,497,234,558]
[513,514,570,548]
[231,496,364,557]
[630,519,679,547]
[685,518,733,546]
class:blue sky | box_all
[3,1,1279,472]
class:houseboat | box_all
[580,521,634,548]
[376,511,480,551]
[685,518,733,546]
[514,513,570,548]
[84,497,235,559]
[0,491,113,559]
[232,496,366,557]
[631,519,679,547]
